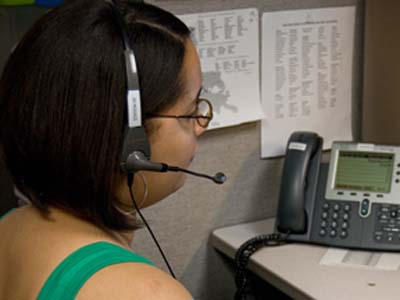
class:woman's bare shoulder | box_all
[76,261,193,300]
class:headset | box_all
[106,0,226,183]
[106,0,226,279]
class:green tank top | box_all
[1,209,154,300]
[37,241,154,300]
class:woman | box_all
[0,0,212,299]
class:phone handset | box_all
[276,131,322,234]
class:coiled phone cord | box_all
[234,233,288,300]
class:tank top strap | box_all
[37,241,154,300]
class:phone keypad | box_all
[374,204,400,243]
[318,202,351,239]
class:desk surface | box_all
[211,218,400,300]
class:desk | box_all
[210,218,400,300]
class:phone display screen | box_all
[334,151,394,193]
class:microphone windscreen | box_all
[213,172,227,184]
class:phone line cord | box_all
[234,233,288,300]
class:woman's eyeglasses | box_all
[146,98,213,128]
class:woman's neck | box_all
[46,206,135,249]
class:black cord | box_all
[127,173,176,279]
[234,233,288,300]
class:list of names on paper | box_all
[261,7,356,157]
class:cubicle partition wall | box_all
[362,0,400,144]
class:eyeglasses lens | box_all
[198,100,210,117]
[197,99,213,127]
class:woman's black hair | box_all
[0,0,191,231]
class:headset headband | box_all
[107,0,142,128]
[106,0,151,172]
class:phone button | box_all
[359,199,371,217]
[380,206,390,213]
[387,235,395,243]
[374,233,383,242]
[320,220,328,228]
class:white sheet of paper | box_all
[179,9,264,129]
[261,6,355,157]
[320,248,400,271]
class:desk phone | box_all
[276,131,400,251]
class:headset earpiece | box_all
[120,127,151,173]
